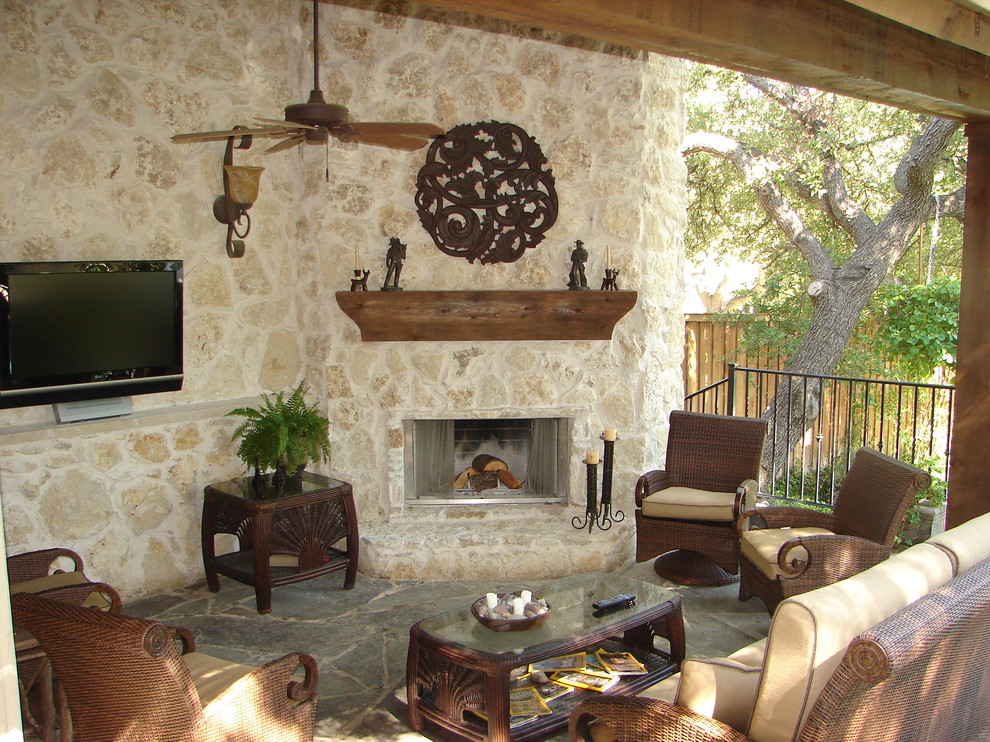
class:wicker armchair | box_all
[8,547,121,741]
[737,446,931,614]
[635,410,768,585]
[11,592,319,742]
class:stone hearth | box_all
[359,505,635,581]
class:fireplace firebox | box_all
[403,417,571,504]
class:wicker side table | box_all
[201,472,358,613]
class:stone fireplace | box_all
[317,28,687,581]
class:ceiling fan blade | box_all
[345,132,436,151]
[348,122,445,138]
[255,117,320,131]
[171,126,299,143]
[265,134,307,154]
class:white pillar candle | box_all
[586,450,600,465]
[512,597,525,616]
[354,243,361,270]
[486,592,498,610]
[606,245,612,270]
[520,589,532,603]
[603,428,617,441]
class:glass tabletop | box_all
[415,572,676,657]
[209,471,346,501]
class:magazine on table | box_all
[596,649,648,675]
[528,652,586,673]
[551,669,620,693]
[509,687,553,717]
[532,681,575,702]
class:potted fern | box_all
[227,382,331,493]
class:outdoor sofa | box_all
[571,510,990,742]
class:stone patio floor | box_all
[125,560,770,742]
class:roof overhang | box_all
[404,0,990,121]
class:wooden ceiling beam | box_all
[412,0,990,121]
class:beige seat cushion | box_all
[740,527,834,580]
[927,510,990,574]
[641,487,739,522]
[746,542,954,742]
[184,652,256,706]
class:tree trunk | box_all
[760,272,874,478]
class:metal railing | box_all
[685,363,955,505]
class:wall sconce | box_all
[213,129,264,258]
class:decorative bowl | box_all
[471,594,551,632]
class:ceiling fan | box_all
[171,0,444,154]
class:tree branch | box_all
[820,152,876,243]
[937,185,966,221]
[682,132,835,278]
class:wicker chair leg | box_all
[54,675,72,741]
[21,659,58,742]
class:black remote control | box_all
[592,593,636,610]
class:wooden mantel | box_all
[335,290,637,342]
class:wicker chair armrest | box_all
[30,581,122,614]
[7,548,85,583]
[635,470,673,507]
[778,533,890,578]
[736,479,759,518]
[206,651,319,710]
[170,625,196,654]
[569,696,752,742]
[736,509,760,536]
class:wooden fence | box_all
[683,314,782,399]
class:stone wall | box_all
[0,0,687,596]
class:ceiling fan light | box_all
[224,165,264,206]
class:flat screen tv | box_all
[0,260,183,409]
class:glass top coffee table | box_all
[406,572,684,742]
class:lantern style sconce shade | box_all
[224,165,264,205]
[213,131,264,258]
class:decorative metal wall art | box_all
[415,121,558,264]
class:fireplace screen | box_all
[404,417,570,504]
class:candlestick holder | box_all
[350,268,370,291]
[597,432,625,530]
[600,268,620,290]
[571,458,599,532]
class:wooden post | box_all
[947,122,990,528]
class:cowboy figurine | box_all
[381,237,406,291]
[568,239,589,290]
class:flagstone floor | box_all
[125,560,770,741]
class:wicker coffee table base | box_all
[653,550,739,586]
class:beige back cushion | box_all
[747,542,954,742]
[926,510,990,574]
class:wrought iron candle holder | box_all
[600,268,620,290]
[597,430,625,529]
[572,452,599,532]
[350,269,370,291]
[571,433,624,532]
